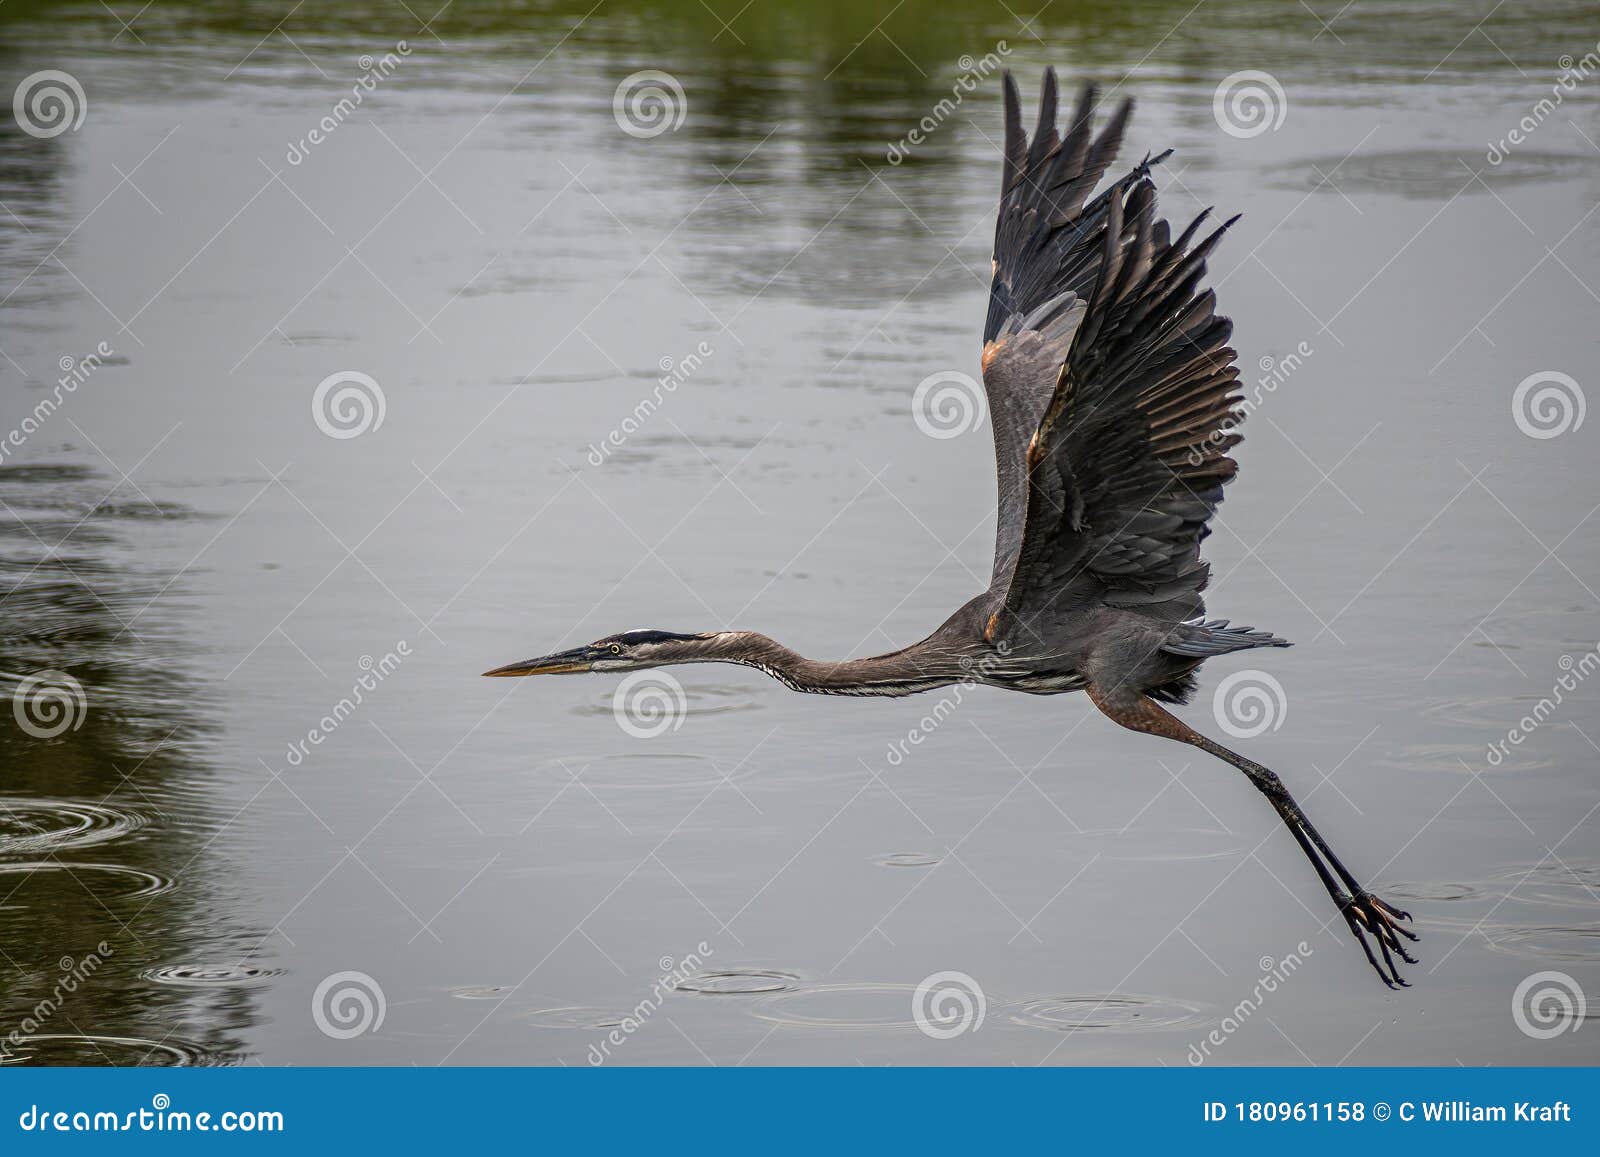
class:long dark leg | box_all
[1088,686,1418,987]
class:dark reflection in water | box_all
[0,463,260,1065]
[0,61,69,316]
[3,0,1586,75]
[4,0,1588,326]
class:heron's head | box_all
[482,629,724,678]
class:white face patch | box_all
[590,659,634,671]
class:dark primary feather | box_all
[979,68,1248,648]
[980,72,1165,591]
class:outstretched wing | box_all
[982,71,1244,644]
[981,71,1147,589]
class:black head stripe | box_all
[596,629,711,647]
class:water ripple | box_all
[0,861,173,898]
[1005,993,1209,1033]
[523,1007,629,1029]
[1380,880,1488,903]
[450,985,517,1000]
[673,969,801,995]
[1488,863,1600,910]
[0,1033,223,1066]
[571,684,765,720]
[0,797,146,856]
[1272,149,1593,199]
[141,964,283,988]
[872,852,941,868]
[1420,694,1519,729]
[1377,742,1554,775]
[752,983,927,1031]
[1484,924,1600,963]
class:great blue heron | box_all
[487,70,1418,987]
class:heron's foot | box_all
[1337,891,1418,988]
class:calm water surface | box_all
[1,0,1598,1065]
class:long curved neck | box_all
[701,631,965,697]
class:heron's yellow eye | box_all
[609,643,622,655]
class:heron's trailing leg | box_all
[1087,686,1418,988]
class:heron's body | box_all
[691,601,1249,702]
[489,70,1419,987]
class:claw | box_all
[1338,891,1419,987]
[1370,896,1420,940]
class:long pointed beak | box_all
[482,646,595,677]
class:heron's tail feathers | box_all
[1162,618,1292,658]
